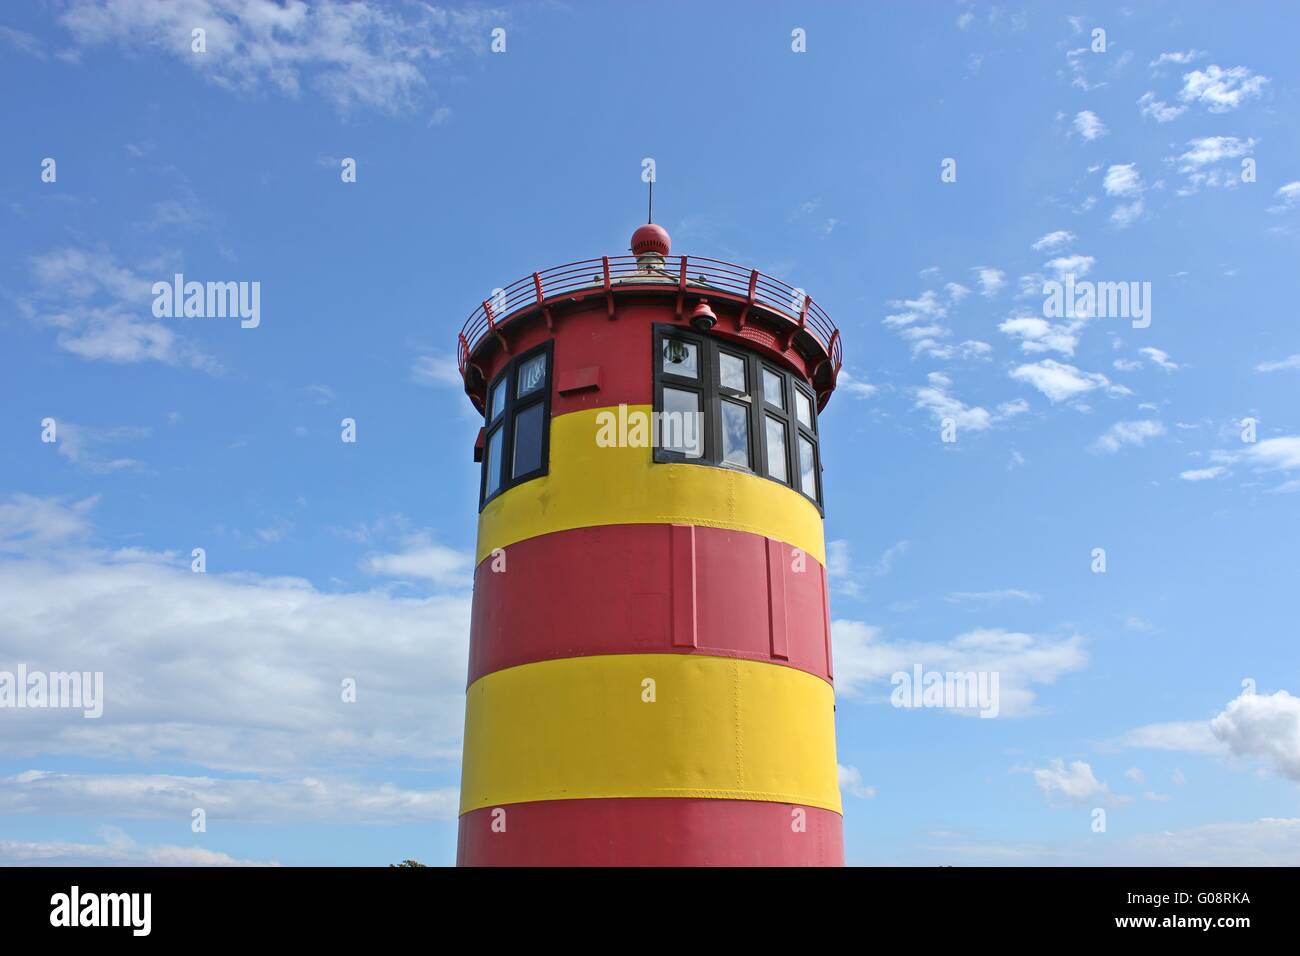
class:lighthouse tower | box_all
[455,222,844,866]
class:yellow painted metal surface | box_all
[476,404,826,565]
[459,653,842,814]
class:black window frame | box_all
[652,324,821,510]
[480,340,553,509]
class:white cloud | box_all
[410,354,462,387]
[1118,690,1300,784]
[944,589,1040,605]
[21,248,216,371]
[1110,199,1144,229]
[831,621,1087,716]
[0,494,472,774]
[1257,354,1300,372]
[838,369,879,398]
[360,532,472,587]
[914,372,1025,431]
[49,422,151,473]
[1211,691,1300,781]
[1150,50,1203,69]
[1072,110,1107,140]
[1103,164,1143,197]
[1180,466,1228,481]
[1091,419,1165,453]
[998,315,1080,356]
[1269,182,1300,213]
[1137,91,1186,122]
[1177,136,1256,170]
[58,0,497,115]
[1045,254,1095,278]
[1031,230,1075,252]
[1138,347,1178,371]
[0,827,276,866]
[0,770,457,824]
[838,764,877,800]
[1032,759,1119,806]
[1179,64,1269,113]
[972,267,1006,296]
[1116,720,1226,754]
[1010,359,1112,403]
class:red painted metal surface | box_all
[457,254,842,397]
[468,523,833,685]
[457,797,844,867]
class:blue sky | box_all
[1,0,1298,866]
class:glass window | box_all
[719,352,747,392]
[512,403,545,477]
[516,353,547,398]
[662,339,698,378]
[796,390,813,430]
[489,378,506,420]
[721,400,749,468]
[484,427,503,497]
[798,436,816,498]
[765,416,788,483]
[662,387,703,458]
[762,368,785,409]
[482,343,552,507]
[651,328,822,508]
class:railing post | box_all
[533,271,554,330]
[602,256,615,319]
[738,269,758,328]
[484,298,510,355]
[675,256,688,321]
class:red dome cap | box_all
[630,223,671,257]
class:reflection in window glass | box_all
[485,427,503,497]
[489,378,506,420]
[662,387,703,458]
[796,390,813,429]
[662,339,699,378]
[798,435,816,498]
[516,353,547,398]
[512,403,544,477]
[721,400,749,467]
[762,368,784,409]
[765,416,788,482]
[719,352,746,392]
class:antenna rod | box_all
[648,178,653,223]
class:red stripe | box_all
[457,798,844,867]
[473,298,821,419]
[469,523,833,685]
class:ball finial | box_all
[630,223,671,258]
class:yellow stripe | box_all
[476,404,825,565]
[459,653,841,815]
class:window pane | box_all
[662,339,698,378]
[796,390,813,429]
[661,387,703,458]
[721,400,749,468]
[719,352,747,392]
[489,378,506,420]
[762,368,785,409]
[484,427,503,497]
[517,353,546,398]
[798,436,817,498]
[512,403,544,477]
[765,416,788,482]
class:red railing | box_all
[457,254,842,378]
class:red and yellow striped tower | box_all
[455,223,844,866]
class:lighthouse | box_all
[455,221,844,865]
